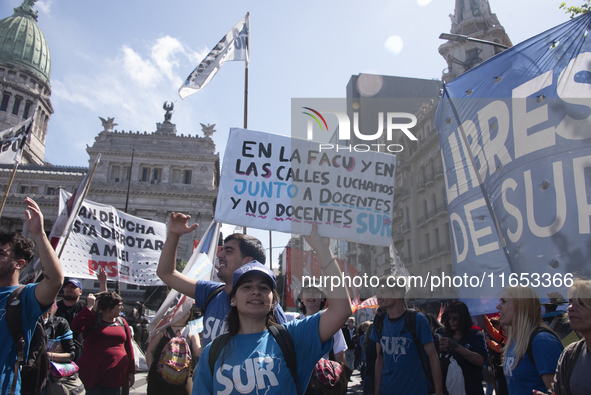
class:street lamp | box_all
[439,33,509,49]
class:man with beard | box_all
[0,198,64,394]
[56,267,106,361]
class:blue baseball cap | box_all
[232,261,276,291]
[65,278,83,290]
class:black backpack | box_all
[373,309,437,394]
[6,285,50,395]
[208,325,303,395]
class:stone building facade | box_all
[290,0,513,304]
[0,2,219,305]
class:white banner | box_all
[58,190,166,286]
[214,128,397,246]
[0,115,33,164]
[178,13,249,99]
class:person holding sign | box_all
[193,223,352,395]
[157,213,286,348]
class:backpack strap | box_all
[527,326,562,369]
[373,311,386,342]
[404,310,431,387]
[6,286,26,395]
[166,326,176,339]
[208,333,231,376]
[204,285,225,312]
[268,325,302,395]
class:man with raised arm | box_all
[0,197,64,394]
[157,213,286,346]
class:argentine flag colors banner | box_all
[435,13,591,313]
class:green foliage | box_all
[176,260,188,272]
[560,0,591,17]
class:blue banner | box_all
[435,13,591,312]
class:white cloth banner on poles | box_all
[57,190,166,286]
[214,128,397,246]
[148,220,221,338]
[0,115,34,164]
[178,12,249,99]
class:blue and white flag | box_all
[435,13,591,313]
[179,13,249,99]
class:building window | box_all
[93,281,100,288]
[152,168,161,182]
[111,165,121,181]
[183,170,192,184]
[140,167,149,182]
[127,284,138,290]
[0,93,10,112]
[30,186,38,194]
[46,187,56,195]
[23,101,32,119]
[19,186,28,194]
[12,97,21,115]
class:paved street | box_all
[130,369,365,394]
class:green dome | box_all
[0,0,50,84]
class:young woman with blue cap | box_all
[193,224,352,395]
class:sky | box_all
[0,0,573,267]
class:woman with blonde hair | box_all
[534,278,591,395]
[496,285,563,394]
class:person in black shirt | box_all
[55,268,107,361]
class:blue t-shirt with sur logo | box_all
[194,312,331,395]
[370,310,434,395]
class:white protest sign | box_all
[58,190,166,285]
[215,128,396,246]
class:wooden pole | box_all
[0,163,19,218]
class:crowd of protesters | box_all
[2,202,591,395]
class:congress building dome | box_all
[0,0,50,83]
[0,0,53,164]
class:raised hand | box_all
[24,197,44,237]
[167,212,199,236]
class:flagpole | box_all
[0,163,20,218]
[56,155,101,258]
[242,60,249,235]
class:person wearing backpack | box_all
[146,309,201,395]
[194,223,352,395]
[496,285,563,395]
[439,302,487,395]
[371,275,442,395]
[71,292,135,395]
[0,197,64,395]
[43,300,85,395]
[157,213,287,349]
